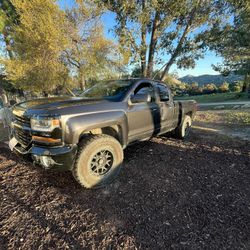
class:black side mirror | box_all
[159,92,170,102]
[130,93,151,103]
[9,100,17,106]
[160,95,169,102]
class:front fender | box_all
[64,111,128,146]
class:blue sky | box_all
[58,0,223,77]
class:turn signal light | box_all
[32,136,61,143]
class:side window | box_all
[157,84,170,102]
[134,82,155,102]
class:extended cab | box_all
[9,79,197,188]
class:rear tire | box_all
[175,115,192,139]
[72,134,123,188]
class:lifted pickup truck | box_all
[9,79,197,188]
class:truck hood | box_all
[16,97,105,110]
[12,96,116,117]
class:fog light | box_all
[33,155,61,169]
[40,156,54,169]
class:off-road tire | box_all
[175,115,192,139]
[72,134,123,188]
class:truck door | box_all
[156,84,175,132]
[127,82,161,142]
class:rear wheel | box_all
[72,134,123,188]
[175,115,192,139]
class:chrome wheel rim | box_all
[89,150,114,176]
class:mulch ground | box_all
[0,129,249,249]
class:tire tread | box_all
[72,134,123,188]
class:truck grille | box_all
[14,114,31,128]
[13,114,32,148]
[14,127,32,147]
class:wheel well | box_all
[79,125,123,145]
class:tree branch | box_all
[160,6,197,80]
[63,50,80,68]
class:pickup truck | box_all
[9,79,197,188]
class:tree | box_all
[131,65,162,79]
[208,1,250,93]
[95,0,229,80]
[203,83,217,94]
[218,82,229,93]
[1,0,70,93]
[131,66,142,78]
[63,1,126,90]
[162,74,186,95]
[229,81,243,92]
[187,82,199,95]
[0,0,18,58]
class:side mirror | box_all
[161,96,169,102]
[159,93,169,102]
[9,100,17,106]
[130,93,151,103]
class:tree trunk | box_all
[160,5,197,81]
[140,27,147,77]
[79,69,85,90]
[140,0,147,77]
[146,12,160,78]
[242,74,249,93]
[160,24,191,81]
[79,79,85,91]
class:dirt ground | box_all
[0,123,9,143]
[194,110,250,141]
[0,126,249,249]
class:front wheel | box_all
[174,115,192,139]
[72,134,124,188]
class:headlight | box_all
[31,116,61,132]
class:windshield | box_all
[80,80,134,101]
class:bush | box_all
[202,83,217,94]
[218,82,229,93]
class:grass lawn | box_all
[174,92,249,103]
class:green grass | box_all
[174,92,249,103]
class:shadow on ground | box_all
[0,123,9,142]
[0,128,249,249]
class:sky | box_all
[58,0,223,78]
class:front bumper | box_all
[12,142,77,171]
